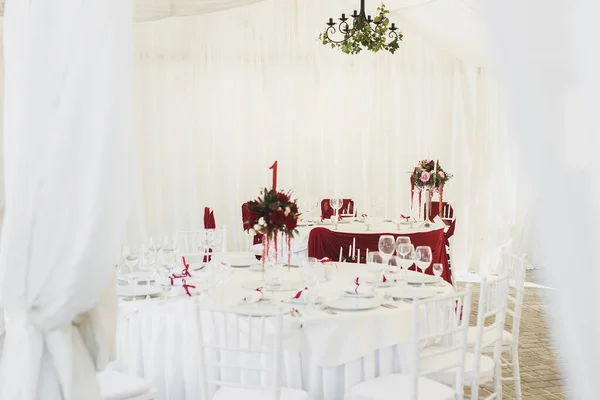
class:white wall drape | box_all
[130,0,526,274]
[0,1,132,399]
[481,0,599,397]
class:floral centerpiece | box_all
[242,188,300,268]
[410,160,452,218]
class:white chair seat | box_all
[98,370,154,400]
[419,347,496,383]
[344,373,454,400]
[466,326,513,347]
[213,387,311,400]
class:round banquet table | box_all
[113,263,453,400]
[306,220,452,285]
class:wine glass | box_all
[378,235,396,263]
[161,236,178,265]
[395,236,411,251]
[329,198,343,219]
[367,251,387,279]
[432,263,444,290]
[148,236,162,253]
[414,246,433,287]
[396,243,414,285]
[300,258,319,308]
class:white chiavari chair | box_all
[467,251,526,399]
[344,286,473,400]
[195,306,311,400]
[422,275,509,400]
[97,370,156,400]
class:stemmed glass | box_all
[161,236,178,266]
[122,245,140,294]
[414,246,433,287]
[396,243,414,286]
[432,263,444,291]
[300,258,319,309]
[329,198,343,220]
[395,236,411,250]
[378,235,396,265]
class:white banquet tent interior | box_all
[7,0,591,399]
[0,0,532,275]
[128,0,531,277]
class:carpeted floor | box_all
[457,272,566,399]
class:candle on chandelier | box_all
[352,237,356,258]
[348,245,351,257]
[357,249,360,263]
[339,247,343,262]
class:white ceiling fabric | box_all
[132,0,487,66]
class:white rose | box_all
[254,224,262,231]
[249,228,256,236]
[258,217,265,225]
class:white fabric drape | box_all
[130,0,525,274]
[135,0,266,22]
[480,0,598,397]
[0,1,132,399]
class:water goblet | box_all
[414,246,432,287]
[378,235,396,264]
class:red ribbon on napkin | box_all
[182,279,196,296]
[244,287,264,301]
[354,277,360,285]
[294,287,308,299]
[400,214,411,221]
[382,275,388,283]
[361,214,368,217]
[180,256,192,277]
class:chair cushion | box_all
[345,374,454,400]
[97,370,152,400]
[419,347,496,384]
[466,327,513,347]
[213,387,310,400]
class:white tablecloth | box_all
[114,263,452,400]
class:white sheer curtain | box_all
[481,0,600,397]
[130,0,525,274]
[0,1,132,398]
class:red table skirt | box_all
[307,227,452,285]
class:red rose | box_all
[270,209,286,225]
[290,203,298,214]
[284,214,298,231]
[277,192,290,203]
[242,203,255,230]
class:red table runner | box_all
[307,227,452,285]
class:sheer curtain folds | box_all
[0,1,133,399]
[131,0,525,274]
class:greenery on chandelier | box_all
[318,3,403,55]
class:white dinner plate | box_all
[212,252,257,267]
[327,297,381,311]
[118,284,162,298]
[405,273,442,285]
[390,287,437,300]
[241,280,304,292]
[117,271,155,286]
[343,291,375,299]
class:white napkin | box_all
[242,290,264,303]
[344,285,373,295]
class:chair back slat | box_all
[471,275,510,400]
[410,287,472,400]
[196,304,286,400]
[500,250,527,341]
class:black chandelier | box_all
[318,0,403,55]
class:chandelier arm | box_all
[324,25,351,44]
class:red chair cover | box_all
[321,199,355,219]
[426,201,456,242]
[307,227,452,285]
[204,207,216,229]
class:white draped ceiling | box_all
[127,0,527,274]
